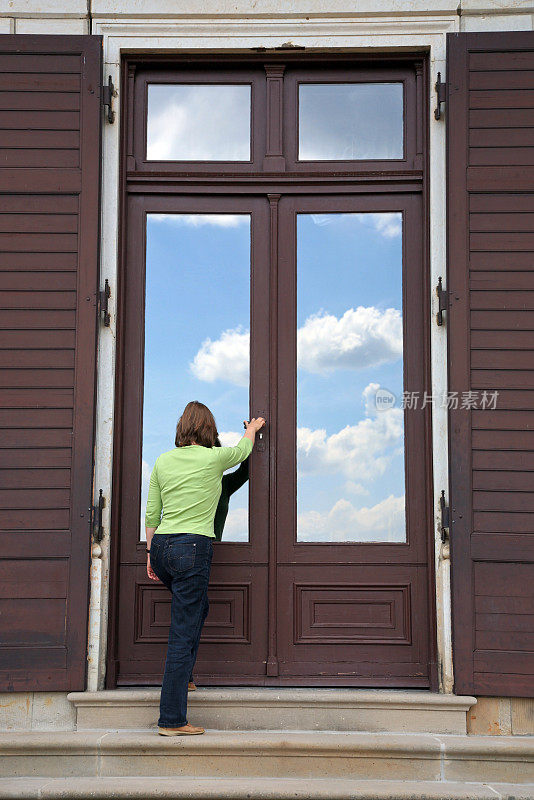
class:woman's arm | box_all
[145,459,163,528]
[223,456,249,496]
[146,526,157,549]
[216,417,266,472]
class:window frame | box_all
[129,59,420,176]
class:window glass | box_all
[141,213,251,543]
[298,83,404,161]
[296,212,406,542]
[147,84,251,161]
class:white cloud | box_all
[309,211,401,239]
[297,406,403,483]
[218,430,244,447]
[189,306,401,386]
[367,212,402,239]
[189,326,249,387]
[343,481,369,496]
[297,494,405,543]
[297,306,402,375]
[149,213,248,228]
[147,85,250,161]
[221,506,249,543]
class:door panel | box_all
[112,195,270,685]
[276,194,433,685]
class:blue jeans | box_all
[148,533,213,728]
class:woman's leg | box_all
[157,535,212,728]
[189,579,211,683]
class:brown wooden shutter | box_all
[447,31,534,697]
[0,35,102,690]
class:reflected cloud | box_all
[309,212,402,239]
[298,306,402,374]
[299,82,403,161]
[147,84,250,161]
[189,306,402,385]
[220,506,249,543]
[190,326,249,387]
[149,213,249,228]
[297,407,403,483]
[297,493,405,543]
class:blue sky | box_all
[141,211,405,543]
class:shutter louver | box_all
[447,31,534,697]
[0,35,102,691]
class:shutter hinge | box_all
[99,279,111,327]
[92,489,106,543]
[434,72,446,120]
[102,75,115,124]
[436,276,448,326]
[440,490,450,542]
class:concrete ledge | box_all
[67,688,477,734]
[1,776,534,800]
[0,730,532,783]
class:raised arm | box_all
[216,417,266,472]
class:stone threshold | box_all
[67,688,477,734]
[1,776,534,800]
[1,730,533,783]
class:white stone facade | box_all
[1,0,533,729]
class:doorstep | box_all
[67,688,476,734]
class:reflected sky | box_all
[147,84,251,161]
[141,214,251,542]
[299,83,404,160]
[296,213,405,542]
[140,211,405,545]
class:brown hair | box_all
[175,400,221,448]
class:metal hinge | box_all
[434,72,446,120]
[436,276,448,326]
[99,279,111,327]
[102,75,115,124]
[92,489,106,543]
[440,490,450,542]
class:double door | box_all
[109,187,436,687]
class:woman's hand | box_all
[243,416,266,446]
[244,417,266,433]
[147,554,159,582]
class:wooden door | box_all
[447,30,534,697]
[0,35,102,690]
[110,190,435,687]
[109,53,436,688]
[109,194,271,685]
[273,193,434,685]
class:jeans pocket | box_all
[165,541,196,574]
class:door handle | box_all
[244,415,267,452]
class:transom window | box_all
[133,61,416,173]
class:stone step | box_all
[1,776,534,800]
[1,730,533,784]
[67,688,477,734]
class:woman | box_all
[145,400,266,736]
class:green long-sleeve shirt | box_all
[144,435,253,538]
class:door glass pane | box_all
[296,212,405,543]
[141,213,251,543]
[147,84,251,161]
[298,83,403,161]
